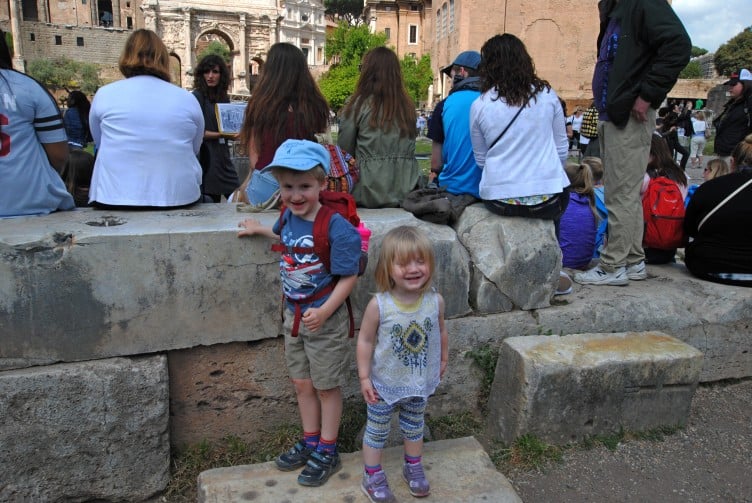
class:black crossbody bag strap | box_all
[489,102,526,150]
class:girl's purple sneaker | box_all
[361,469,397,503]
[402,462,430,497]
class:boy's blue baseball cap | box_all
[261,139,330,175]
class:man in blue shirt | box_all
[427,51,482,199]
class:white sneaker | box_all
[574,265,629,286]
[626,261,647,280]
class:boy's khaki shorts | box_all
[283,304,351,390]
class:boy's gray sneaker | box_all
[574,265,629,286]
[403,462,430,497]
[297,450,341,486]
[361,470,397,503]
[626,261,648,280]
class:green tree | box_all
[679,60,702,79]
[27,57,101,93]
[325,22,386,66]
[198,40,231,64]
[713,27,752,77]
[318,64,360,111]
[27,58,102,95]
[323,0,364,25]
[401,53,433,108]
[690,46,708,58]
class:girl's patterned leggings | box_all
[363,395,427,449]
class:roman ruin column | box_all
[9,0,25,70]
[237,13,249,94]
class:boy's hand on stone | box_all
[360,378,378,404]
[237,218,262,237]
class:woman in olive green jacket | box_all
[338,47,419,208]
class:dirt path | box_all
[504,379,752,503]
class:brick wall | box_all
[19,21,129,67]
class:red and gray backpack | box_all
[270,191,366,337]
[642,176,687,250]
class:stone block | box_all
[197,436,521,502]
[0,356,170,502]
[456,204,561,312]
[0,206,471,368]
[488,332,704,445]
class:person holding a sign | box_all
[193,54,239,202]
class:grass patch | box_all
[464,346,500,411]
[427,411,483,440]
[415,137,432,155]
[494,434,563,471]
[164,425,300,501]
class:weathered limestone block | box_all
[197,437,522,503]
[488,332,704,445]
[0,356,169,502]
[352,209,472,320]
[456,204,561,312]
[0,206,471,369]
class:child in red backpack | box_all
[237,139,361,487]
[641,134,688,264]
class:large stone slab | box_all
[488,332,704,446]
[197,436,521,503]
[456,204,561,312]
[0,205,470,368]
[0,355,170,502]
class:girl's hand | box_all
[440,359,448,378]
[360,377,379,404]
[237,218,262,237]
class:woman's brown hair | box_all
[479,33,550,107]
[340,46,416,139]
[239,43,329,155]
[118,29,171,82]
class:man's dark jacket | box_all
[598,0,691,128]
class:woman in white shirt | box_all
[89,29,204,208]
[470,34,570,232]
[689,111,708,169]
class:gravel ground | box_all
[505,378,752,503]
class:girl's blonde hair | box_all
[704,158,730,180]
[374,226,435,294]
[581,156,603,184]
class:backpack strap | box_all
[270,204,355,338]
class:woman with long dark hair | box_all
[338,46,419,208]
[237,42,329,204]
[470,34,570,226]
[64,90,91,149]
[193,54,238,202]
[0,29,74,217]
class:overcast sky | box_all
[672,0,752,53]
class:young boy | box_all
[237,139,361,487]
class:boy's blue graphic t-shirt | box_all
[273,210,360,309]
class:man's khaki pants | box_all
[597,108,655,271]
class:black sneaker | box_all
[275,441,314,471]
[297,450,341,487]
